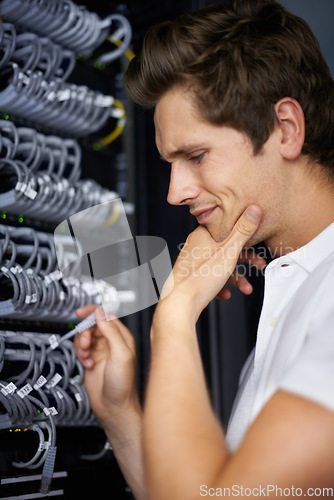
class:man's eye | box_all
[189,153,205,164]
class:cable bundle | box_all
[0,225,103,322]
[0,21,75,82]
[0,63,117,136]
[0,156,120,223]
[0,0,132,64]
[0,330,94,428]
[0,119,81,183]
[0,329,97,492]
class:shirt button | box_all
[269,317,278,328]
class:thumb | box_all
[236,204,262,236]
[225,205,262,254]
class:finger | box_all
[228,272,253,295]
[223,205,262,256]
[216,286,232,300]
[76,304,98,318]
[95,307,136,360]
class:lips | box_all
[191,206,218,223]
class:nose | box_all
[167,161,200,206]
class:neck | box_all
[265,168,334,257]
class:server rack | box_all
[1,0,332,498]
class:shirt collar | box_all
[266,221,334,274]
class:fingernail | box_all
[79,335,87,348]
[95,307,106,321]
[83,358,93,369]
[246,205,262,223]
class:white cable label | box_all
[1,382,17,396]
[43,407,58,416]
[17,383,33,399]
[33,375,47,390]
[48,334,59,350]
[74,393,82,403]
[24,186,38,200]
[56,390,64,400]
[95,95,114,107]
[46,373,62,388]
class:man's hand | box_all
[74,305,146,500]
[160,205,263,321]
[74,304,141,426]
[218,248,267,300]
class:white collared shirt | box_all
[226,222,334,451]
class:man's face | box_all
[154,87,289,246]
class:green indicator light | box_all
[2,211,6,219]
[9,429,12,432]
[18,216,24,223]
[4,114,9,120]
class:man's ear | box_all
[274,98,305,160]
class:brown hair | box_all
[124,0,334,172]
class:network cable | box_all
[0,63,117,137]
[0,21,76,81]
[0,1,132,65]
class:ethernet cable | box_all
[0,64,117,137]
[0,155,120,223]
[0,0,132,63]
[0,21,76,81]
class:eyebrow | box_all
[159,144,206,162]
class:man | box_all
[75,1,334,498]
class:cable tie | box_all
[17,383,33,399]
[26,268,34,275]
[46,373,62,389]
[31,293,37,303]
[33,375,48,390]
[10,266,17,275]
[43,441,51,450]
[15,181,22,192]
[25,295,32,304]
[59,291,66,301]
[1,266,9,276]
[48,334,59,350]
